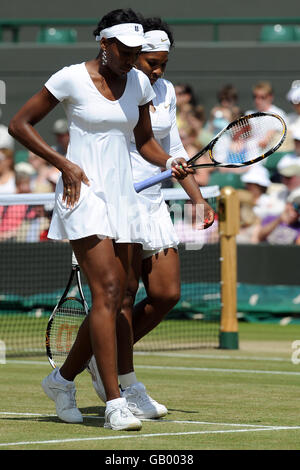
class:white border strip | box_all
[0,192,55,206]
[1,426,300,448]
[0,186,220,206]
[134,365,300,376]
[134,351,288,362]
[162,185,220,200]
[0,412,276,428]
[5,360,299,376]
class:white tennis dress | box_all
[45,63,156,245]
[130,78,188,251]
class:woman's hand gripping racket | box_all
[45,253,89,369]
[134,112,287,193]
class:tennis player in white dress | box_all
[88,17,215,420]
[9,9,195,431]
[45,61,156,244]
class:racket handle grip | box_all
[134,169,173,193]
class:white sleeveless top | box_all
[130,78,188,250]
[44,63,155,245]
[130,78,188,203]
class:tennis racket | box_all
[134,112,287,193]
[45,253,89,369]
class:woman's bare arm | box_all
[179,175,215,228]
[134,104,214,227]
[134,104,192,179]
[9,87,89,207]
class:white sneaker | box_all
[87,355,107,403]
[121,382,168,419]
[42,369,83,423]
[104,397,142,431]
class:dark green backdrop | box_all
[1,0,299,149]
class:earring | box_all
[102,50,107,66]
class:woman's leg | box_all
[43,236,142,429]
[133,248,181,344]
[112,249,172,419]
[61,236,131,401]
[88,247,180,419]
[116,244,142,376]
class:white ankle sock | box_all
[118,371,138,389]
[106,397,126,409]
[55,369,73,385]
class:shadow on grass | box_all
[1,405,181,429]
[167,408,199,414]
[0,406,106,428]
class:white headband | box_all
[95,23,147,47]
[141,30,171,52]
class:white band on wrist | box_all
[166,157,178,170]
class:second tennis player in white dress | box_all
[131,75,188,253]
[88,21,215,421]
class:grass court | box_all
[1,322,300,451]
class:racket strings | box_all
[49,301,86,363]
[212,115,284,164]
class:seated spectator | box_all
[0,163,49,241]
[28,151,58,193]
[0,125,15,194]
[184,106,215,185]
[14,162,35,194]
[52,118,69,156]
[175,84,197,130]
[241,165,273,219]
[210,84,241,123]
[259,160,300,218]
[247,80,293,152]
[179,127,200,158]
[0,168,35,241]
[290,124,300,158]
[275,125,300,174]
[248,80,288,121]
[278,160,300,195]
[286,80,300,129]
[206,107,232,136]
[257,188,300,245]
[185,105,213,148]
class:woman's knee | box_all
[92,275,124,312]
[149,284,181,309]
[121,280,139,313]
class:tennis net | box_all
[0,186,221,357]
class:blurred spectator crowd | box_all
[0,118,69,241]
[173,80,300,246]
[1,79,300,245]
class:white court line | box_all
[1,412,57,417]
[1,426,300,448]
[6,360,50,366]
[0,411,276,428]
[4,360,299,376]
[135,352,289,362]
[134,365,300,376]
[1,412,299,447]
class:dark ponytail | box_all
[142,17,174,48]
